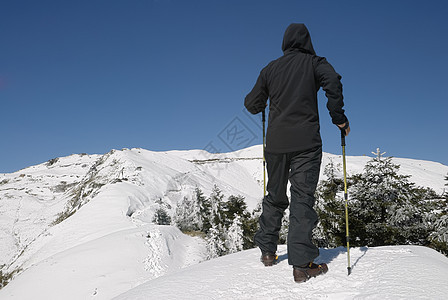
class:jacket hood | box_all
[282,23,316,55]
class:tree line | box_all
[313,156,448,255]
[153,155,448,259]
[153,185,260,259]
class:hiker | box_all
[244,23,350,283]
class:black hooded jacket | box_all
[245,24,347,153]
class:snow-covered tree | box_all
[222,195,248,225]
[222,194,259,250]
[279,209,289,245]
[428,214,448,255]
[348,156,435,246]
[174,196,199,232]
[425,176,448,255]
[195,187,212,233]
[315,156,443,251]
[205,223,227,259]
[174,186,259,256]
[152,207,172,225]
[174,187,212,233]
[226,216,244,254]
[314,160,345,247]
[209,185,225,226]
[252,199,262,219]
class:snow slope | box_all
[0,147,263,276]
[0,146,447,299]
[114,245,448,300]
[0,224,205,300]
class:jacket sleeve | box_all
[313,56,348,125]
[244,71,268,115]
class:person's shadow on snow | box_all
[277,246,368,272]
[277,253,288,263]
[318,246,368,272]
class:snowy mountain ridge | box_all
[0,146,447,299]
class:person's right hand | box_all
[337,122,350,136]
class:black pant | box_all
[254,146,322,266]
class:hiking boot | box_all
[293,262,328,283]
[260,252,278,266]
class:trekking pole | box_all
[341,129,352,275]
[262,110,266,197]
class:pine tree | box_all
[209,185,225,226]
[252,199,262,219]
[205,223,227,259]
[278,209,289,244]
[315,156,443,250]
[314,160,345,247]
[223,195,258,250]
[174,196,199,232]
[195,187,212,233]
[235,199,261,250]
[241,213,258,250]
[425,175,448,255]
[175,186,260,256]
[152,207,172,225]
[226,216,244,254]
[222,195,249,226]
[348,156,433,246]
[428,214,448,255]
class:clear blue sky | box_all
[1,0,447,173]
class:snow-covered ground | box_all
[0,146,447,299]
[0,224,205,300]
[114,245,448,300]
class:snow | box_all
[0,145,447,299]
[114,245,448,300]
[0,225,205,300]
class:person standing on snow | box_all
[244,23,350,283]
